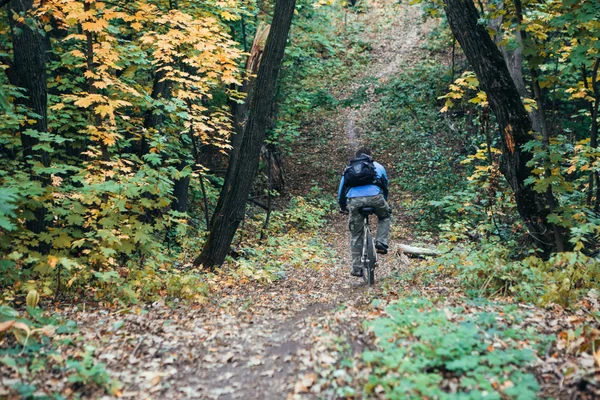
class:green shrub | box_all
[362,297,548,399]
[0,305,121,397]
[431,240,600,307]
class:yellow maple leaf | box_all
[82,19,109,33]
[74,95,99,108]
[95,104,114,119]
[50,103,66,111]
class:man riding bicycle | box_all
[338,147,391,277]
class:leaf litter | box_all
[1,1,599,399]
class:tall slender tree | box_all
[7,0,50,236]
[442,0,562,252]
[489,2,541,132]
[195,0,297,268]
[513,0,566,251]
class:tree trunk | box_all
[208,22,270,228]
[172,173,190,212]
[141,69,192,215]
[171,125,194,214]
[142,68,171,156]
[514,0,566,252]
[260,148,273,240]
[171,120,191,214]
[194,0,296,268]
[591,59,600,211]
[443,0,558,252]
[490,4,541,132]
[7,0,50,236]
[583,60,600,209]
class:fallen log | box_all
[396,244,440,257]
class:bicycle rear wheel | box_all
[363,228,376,285]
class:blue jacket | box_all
[338,156,388,210]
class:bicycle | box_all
[358,206,377,285]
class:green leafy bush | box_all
[431,240,600,307]
[362,297,548,399]
[0,304,121,397]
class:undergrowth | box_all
[430,242,600,307]
[363,60,470,231]
[232,193,337,282]
[362,297,548,399]
[0,304,121,398]
[1,191,335,307]
[0,190,336,397]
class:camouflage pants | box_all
[348,194,391,269]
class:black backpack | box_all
[343,155,377,188]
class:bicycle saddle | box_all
[359,207,376,216]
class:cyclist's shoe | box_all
[351,267,363,277]
[375,242,388,255]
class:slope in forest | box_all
[1,1,599,399]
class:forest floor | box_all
[4,1,599,399]
[53,5,431,399]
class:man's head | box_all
[355,147,372,158]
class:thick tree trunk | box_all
[172,174,190,212]
[7,0,48,162]
[195,0,296,268]
[171,125,195,214]
[7,0,50,236]
[141,69,192,215]
[443,0,558,252]
[206,23,270,226]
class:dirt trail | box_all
[340,2,431,158]
[4,2,597,399]
[65,2,433,399]
[149,3,433,398]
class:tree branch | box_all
[249,198,268,210]
[397,244,440,256]
[592,57,600,94]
